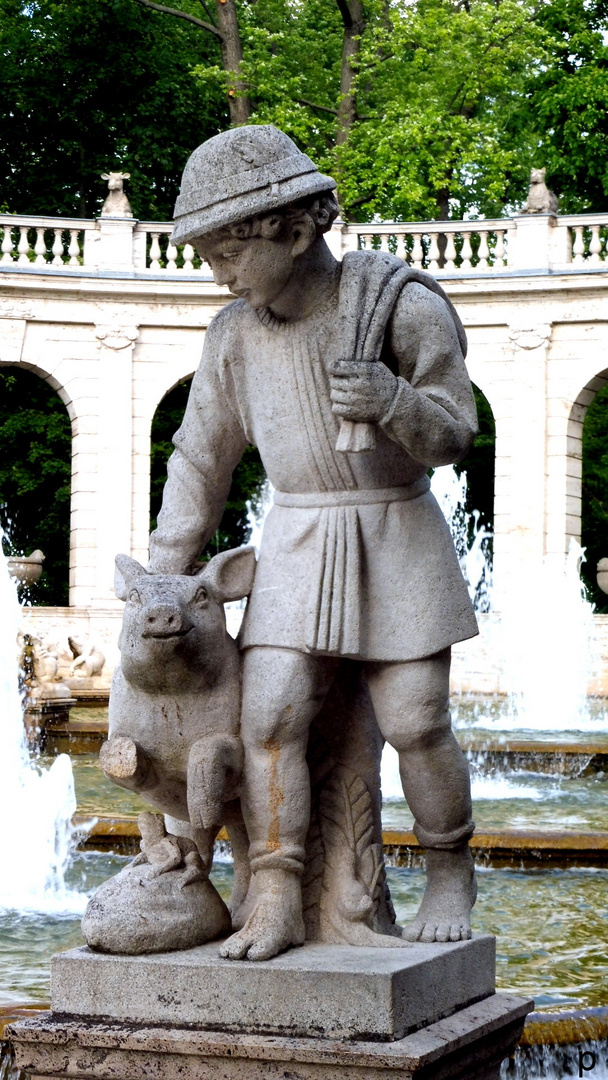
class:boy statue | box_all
[148,125,479,962]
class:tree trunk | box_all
[336,0,365,146]
[215,0,251,125]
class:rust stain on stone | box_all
[264,736,284,852]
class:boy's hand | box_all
[329,360,398,424]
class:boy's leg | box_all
[220,645,337,961]
[365,648,476,943]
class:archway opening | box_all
[454,383,496,535]
[0,368,71,604]
[581,375,608,613]
[150,378,267,557]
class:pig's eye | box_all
[194,586,208,605]
[128,589,141,604]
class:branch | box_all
[335,0,353,29]
[197,0,218,26]
[132,0,224,39]
[295,97,338,116]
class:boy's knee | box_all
[384,701,451,752]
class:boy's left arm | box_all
[329,282,477,467]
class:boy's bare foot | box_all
[402,845,477,943]
[219,869,305,961]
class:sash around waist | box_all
[273,476,430,509]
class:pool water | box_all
[2,855,608,1011]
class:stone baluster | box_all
[411,231,424,269]
[493,230,506,269]
[394,230,408,262]
[17,226,31,265]
[34,228,47,265]
[166,238,178,271]
[1,226,14,263]
[428,232,440,271]
[571,225,585,265]
[183,243,195,271]
[379,233,391,253]
[444,232,457,271]
[476,230,489,270]
[68,230,81,266]
[588,224,603,266]
[149,231,162,270]
[460,231,473,270]
[52,229,64,265]
[360,233,373,250]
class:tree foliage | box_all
[0,0,225,218]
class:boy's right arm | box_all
[148,326,249,575]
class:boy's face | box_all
[194,229,297,310]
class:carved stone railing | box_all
[2,209,608,276]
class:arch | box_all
[149,377,266,558]
[455,382,496,533]
[0,364,72,604]
[575,370,608,610]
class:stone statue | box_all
[521,168,559,214]
[90,125,479,963]
[101,171,132,217]
[68,637,105,678]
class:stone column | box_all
[492,323,552,608]
[86,322,139,608]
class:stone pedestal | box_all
[9,938,533,1080]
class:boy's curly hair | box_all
[221,190,340,242]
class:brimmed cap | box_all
[171,125,336,246]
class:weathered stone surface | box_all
[10,992,532,1080]
[81,854,231,955]
[51,937,495,1041]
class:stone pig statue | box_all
[99,545,256,925]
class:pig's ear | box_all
[199,545,256,602]
[114,554,147,601]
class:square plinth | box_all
[51,936,495,1041]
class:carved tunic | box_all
[149,252,479,662]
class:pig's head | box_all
[114,546,256,693]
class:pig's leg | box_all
[220,647,337,962]
[100,736,155,792]
[187,734,243,831]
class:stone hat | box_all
[171,125,337,246]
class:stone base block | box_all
[51,937,496,1042]
[9,993,532,1080]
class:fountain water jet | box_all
[0,535,86,915]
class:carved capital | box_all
[509,323,552,351]
[94,324,139,351]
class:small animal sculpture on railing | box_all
[522,168,559,215]
[101,172,133,218]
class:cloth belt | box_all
[273,477,431,655]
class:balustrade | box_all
[354,221,509,272]
[1,210,608,276]
[135,224,211,274]
[0,216,94,267]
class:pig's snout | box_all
[141,603,194,638]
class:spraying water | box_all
[0,538,86,914]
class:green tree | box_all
[150,379,267,558]
[0,0,225,218]
[0,370,71,605]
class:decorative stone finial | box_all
[521,168,558,214]
[101,171,133,217]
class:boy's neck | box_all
[266,238,340,323]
